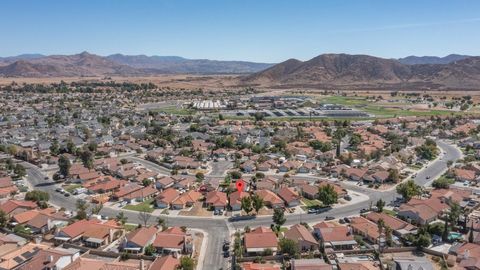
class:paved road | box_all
[21,140,461,270]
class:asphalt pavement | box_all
[20,140,461,270]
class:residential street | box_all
[21,140,461,270]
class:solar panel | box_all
[13,257,24,264]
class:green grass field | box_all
[64,184,82,193]
[123,198,154,213]
[153,106,195,115]
[301,198,323,208]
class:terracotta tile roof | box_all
[255,190,283,206]
[277,187,300,204]
[205,191,228,207]
[156,188,180,204]
[149,255,180,270]
[350,216,380,240]
[244,227,278,249]
[316,225,354,243]
[125,226,158,247]
[366,212,416,232]
[229,191,249,207]
[242,262,281,270]
[0,200,37,214]
[284,224,317,245]
[172,190,202,206]
[153,227,185,249]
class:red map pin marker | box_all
[236,180,245,192]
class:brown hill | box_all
[0,52,142,77]
[243,54,480,90]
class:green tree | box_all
[50,139,60,156]
[0,210,8,227]
[80,150,94,169]
[25,190,49,203]
[396,180,422,202]
[116,211,128,225]
[14,164,26,178]
[76,199,89,220]
[279,238,299,257]
[317,184,338,206]
[241,196,253,215]
[388,168,400,183]
[58,155,71,177]
[179,256,195,270]
[252,194,264,214]
[273,208,286,230]
[376,199,385,212]
[144,244,155,256]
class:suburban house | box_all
[314,222,356,250]
[255,190,284,208]
[366,212,417,238]
[284,224,319,251]
[205,191,228,210]
[277,187,301,207]
[0,200,37,216]
[350,217,381,244]
[244,227,278,255]
[153,227,193,255]
[155,188,180,209]
[229,191,249,211]
[121,226,158,254]
[171,190,202,209]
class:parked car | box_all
[360,208,370,214]
[307,208,317,214]
[325,216,335,221]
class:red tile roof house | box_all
[155,188,180,209]
[153,227,193,255]
[284,224,319,251]
[313,222,356,250]
[454,168,477,182]
[121,226,158,254]
[396,190,456,225]
[350,217,381,244]
[278,160,301,172]
[149,255,180,270]
[54,219,122,247]
[156,176,175,190]
[0,176,18,198]
[0,199,37,216]
[17,248,79,270]
[171,190,202,209]
[121,185,158,203]
[255,190,284,209]
[205,190,228,211]
[13,209,69,235]
[346,168,368,181]
[229,191,249,211]
[366,212,417,238]
[244,227,278,255]
[297,162,317,174]
[278,187,301,207]
[300,184,319,200]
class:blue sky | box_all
[1,0,479,62]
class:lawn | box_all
[123,223,139,232]
[383,209,397,216]
[301,198,323,208]
[64,184,82,193]
[123,198,154,213]
[154,106,195,116]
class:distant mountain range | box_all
[0,52,273,77]
[242,53,480,90]
[1,52,480,90]
[397,54,472,65]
